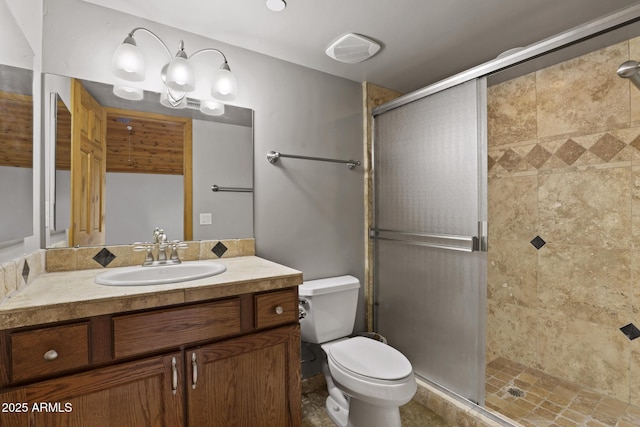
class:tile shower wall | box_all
[487,37,640,405]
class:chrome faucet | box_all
[153,227,168,244]
[134,228,186,266]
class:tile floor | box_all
[301,379,450,427]
[485,357,640,427]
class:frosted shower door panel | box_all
[373,79,487,404]
[375,80,481,236]
[376,240,485,400]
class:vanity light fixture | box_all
[111,27,237,115]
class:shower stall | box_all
[371,78,488,405]
[369,5,640,426]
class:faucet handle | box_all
[133,243,155,265]
[168,240,187,263]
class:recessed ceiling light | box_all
[266,0,286,12]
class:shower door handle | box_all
[370,228,482,252]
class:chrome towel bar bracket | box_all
[267,151,361,170]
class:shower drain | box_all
[507,387,525,397]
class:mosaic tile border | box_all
[488,127,640,176]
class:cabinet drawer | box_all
[11,322,90,383]
[255,288,298,329]
[113,298,241,359]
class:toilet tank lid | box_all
[299,275,360,296]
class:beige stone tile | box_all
[488,174,538,241]
[0,266,4,301]
[630,167,640,245]
[486,301,537,367]
[630,348,640,407]
[537,310,629,401]
[538,167,632,249]
[14,258,27,290]
[45,247,77,272]
[536,42,630,139]
[629,37,640,122]
[75,245,131,270]
[488,73,537,147]
[488,238,537,308]
[537,243,631,326]
[3,262,17,296]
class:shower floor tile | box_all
[486,357,640,427]
[301,380,450,427]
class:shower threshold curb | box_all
[415,375,520,427]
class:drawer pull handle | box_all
[171,357,178,395]
[275,306,284,315]
[43,350,58,361]
[191,352,198,390]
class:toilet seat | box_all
[325,337,413,381]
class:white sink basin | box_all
[95,262,226,286]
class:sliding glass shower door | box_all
[372,78,488,404]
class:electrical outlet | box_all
[199,213,212,225]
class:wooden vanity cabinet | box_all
[0,287,301,427]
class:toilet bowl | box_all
[299,276,417,427]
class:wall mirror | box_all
[0,64,33,243]
[45,75,254,248]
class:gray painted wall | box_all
[42,0,365,331]
[192,120,253,240]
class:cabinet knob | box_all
[275,306,284,315]
[43,349,58,361]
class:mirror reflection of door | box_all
[70,78,106,246]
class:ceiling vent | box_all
[325,33,381,64]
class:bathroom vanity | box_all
[0,256,302,427]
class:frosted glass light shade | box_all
[211,66,237,101]
[113,85,144,101]
[200,100,225,116]
[111,41,145,82]
[166,56,195,92]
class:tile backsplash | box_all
[1,250,45,303]
[0,239,255,303]
[45,238,255,272]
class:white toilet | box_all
[299,275,417,427]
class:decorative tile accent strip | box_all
[530,235,546,250]
[620,323,640,340]
[497,149,522,172]
[488,130,640,174]
[555,139,587,166]
[590,134,626,162]
[93,248,116,267]
[524,144,552,169]
[211,242,228,258]
[21,261,30,284]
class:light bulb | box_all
[211,63,237,101]
[113,85,143,101]
[111,37,145,82]
[200,100,225,116]
[166,56,195,92]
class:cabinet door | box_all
[1,353,184,427]
[187,324,301,427]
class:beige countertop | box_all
[0,256,302,330]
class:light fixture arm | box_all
[127,27,173,61]
[188,48,229,65]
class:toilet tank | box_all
[298,275,360,344]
